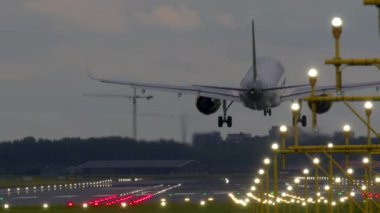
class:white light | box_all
[347,168,354,175]
[259,169,265,175]
[208,197,214,201]
[263,158,271,165]
[200,200,206,206]
[335,177,341,183]
[362,185,367,191]
[280,125,288,133]
[343,124,351,132]
[184,198,190,202]
[350,191,355,197]
[294,178,300,184]
[271,143,279,150]
[254,178,261,184]
[331,17,343,27]
[376,177,380,183]
[327,143,334,148]
[161,202,166,207]
[287,186,293,191]
[364,101,373,110]
[43,203,49,209]
[121,202,127,208]
[316,192,321,197]
[332,201,336,206]
[303,169,309,175]
[313,158,320,164]
[324,185,330,191]
[308,68,318,78]
[291,103,300,111]
[82,203,88,208]
[3,204,9,209]
[363,157,370,164]
[250,186,256,191]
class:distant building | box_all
[192,131,223,148]
[225,132,252,143]
[69,160,207,175]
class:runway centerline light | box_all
[331,17,343,27]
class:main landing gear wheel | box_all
[218,100,233,128]
[263,108,272,116]
[300,115,307,127]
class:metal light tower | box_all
[83,88,153,140]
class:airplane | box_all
[88,20,380,128]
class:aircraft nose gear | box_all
[263,108,272,116]
[218,100,233,127]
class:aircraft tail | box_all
[252,20,257,81]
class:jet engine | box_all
[307,94,333,114]
[195,96,221,115]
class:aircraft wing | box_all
[89,74,241,102]
[280,81,380,102]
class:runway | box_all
[0,177,247,207]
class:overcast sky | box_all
[0,0,378,142]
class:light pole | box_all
[343,124,351,168]
[291,103,300,147]
[255,177,264,213]
[263,158,271,213]
[347,168,354,213]
[272,143,279,213]
[279,125,288,169]
[364,101,373,213]
[363,157,370,212]
[303,169,310,213]
[331,17,343,92]
[313,158,320,213]
[308,68,318,129]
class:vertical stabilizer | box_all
[252,20,257,80]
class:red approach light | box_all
[67,201,74,207]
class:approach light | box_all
[363,157,370,164]
[287,185,293,191]
[259,169,265,175]
[121,202,127,208]
[347,168,354,175]
[263,158,271,165]
[313,158,320,165]
[350,191,355,197]
[280,125,288,133]
[82,203,88,209]
[271,143,279,150]
[43,203,49,209]
[254,178,261,184]
[303,169,310,175]
[200,200,206,206]
[376,177,380,183]
[251,186,256,191]
[335,177,341,184]
[291,103,300,111]
[324,185,330,191]
[294,178,300,184]
[343,124,351,132]
[327,143,334,148]
[362,185,367,191]
[3,204,9,209]
[331,17,343,27]
[364,101,373,110]
[308,68,318,78]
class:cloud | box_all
[25,0,127,32]
[135,5,201,31]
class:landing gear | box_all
[218,100,233,128]
[263,108,272,116]
[293,115,307,127]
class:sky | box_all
[0,0,378,142]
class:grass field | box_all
[1,203,357,213]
